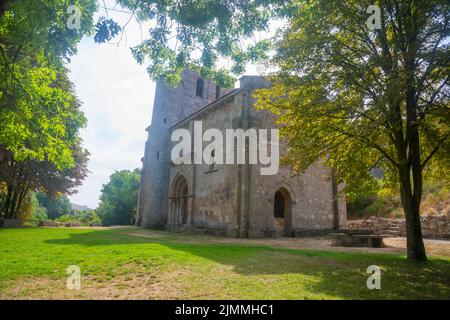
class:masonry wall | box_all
[247,102,347,237]
[348,214,450,238]
[167,77,347,238]
[168,93,242,236]
[139,69,228,228]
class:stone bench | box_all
[330,233,385,248]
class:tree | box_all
[0,1,94,219]
[0,66,89,219]
[30,192,48,221]
[78,210,101,224]
[254,0,449,260]
[1,1,95,169]
[34,193,73,220]
[95,0,291,86]
[0,142,88,219]
[97,169,141,226]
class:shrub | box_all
[55,215,74,222]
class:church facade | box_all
[137,69,346,237]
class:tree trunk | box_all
[2,184,13,218]
[15,188,27,217]
[7,188,19,219]
[401,42,427,261]
[398,165,427,261]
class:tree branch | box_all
[421,137,446,170]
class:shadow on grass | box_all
[44,228,450,299]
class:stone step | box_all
[388,222,401,226]
[384,230,400,236]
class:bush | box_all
[76,210,101,224]
[55,215,74,222]
[55,210,101,225]
[347,177,449,219]
[30,192,48,221]
[97,169,140,226]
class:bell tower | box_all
[137,69,226,227]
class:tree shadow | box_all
[44,228,450,299]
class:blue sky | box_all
[67,1,267,208]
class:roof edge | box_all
[169,88,241,130]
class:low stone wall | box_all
[63,222,80,227]
[1,219,85,228]
[348,214,450,239]
[0,219,24,227]
[400,214,449,239]
[38,220,80,227]
[38,220,59,227]
[348,217,402,236]
[89,222,102,227]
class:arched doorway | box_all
[170,175,189,226]
[273,188,292,236]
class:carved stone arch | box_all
[272,183,294,237]
[170,172,189,197]
[272,182,296,203]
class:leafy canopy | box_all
[0,1,95,218]
[100,0,292,86]
[0,0,96,169]
[97,169,141,226]
[255,0,449,186]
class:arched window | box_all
[181,184,188,224]
[196,78,204,97]
[273,188,292,236]
[209,149,216,170]
[274,191,285,218]
[215,85,221,99]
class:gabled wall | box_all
[138,69,230,228]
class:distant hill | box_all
[70,203,92,212]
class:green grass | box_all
[0,227,449,299]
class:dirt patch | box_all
[0,258,197,300]
[125,228,450,259]
[0,271,181,300]
[126,231,166,239]
[385,238,450,259]
[0,275,152,300]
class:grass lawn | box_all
[0,227,449,299]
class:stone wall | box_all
[138,69,232,228]
[166,75,347,238]
[168,91,242,237]
[348,214,450,239]
[38,220,59,227]
[401,214,449,239]
[0,219,24,227]
[248,80,347,237]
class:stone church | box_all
[137,69,346,237]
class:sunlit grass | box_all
[0,227,449,299]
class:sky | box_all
[67,1,266,208]
[67,2,155,208]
